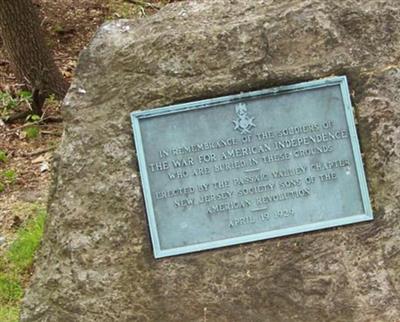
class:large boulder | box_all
[21,1,400,321]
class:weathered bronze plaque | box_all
[131,76,373,258]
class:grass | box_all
[0,274,23,302]
[23,126,40,140]
[0,150,7,163]
[2,170,16,185]
[0,169,17,194]
[0,206,47,321]
[0,306,19,322]
[7,211,46,272]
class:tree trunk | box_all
[0,0,69,99]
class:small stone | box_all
[39,161,49,173]
[121,25,130,33]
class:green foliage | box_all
[18,91,32,105]
[7,210,46,271]
[30,114,41,122]
[0,91,18,110]
[23,126,40,139]
[0,90,33,120]
[0,150,7,163]
[0,182,4,193]
[25,114,41,123]
[0,90,32,110]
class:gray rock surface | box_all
[21,1,400,321]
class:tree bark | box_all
[0,0,69,99]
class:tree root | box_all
[2,110,31,123]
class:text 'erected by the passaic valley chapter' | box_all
[148,120,352,228]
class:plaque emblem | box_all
[233,103,255,134]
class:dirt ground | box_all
[0,0,179,250]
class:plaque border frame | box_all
[131,76,373,258]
